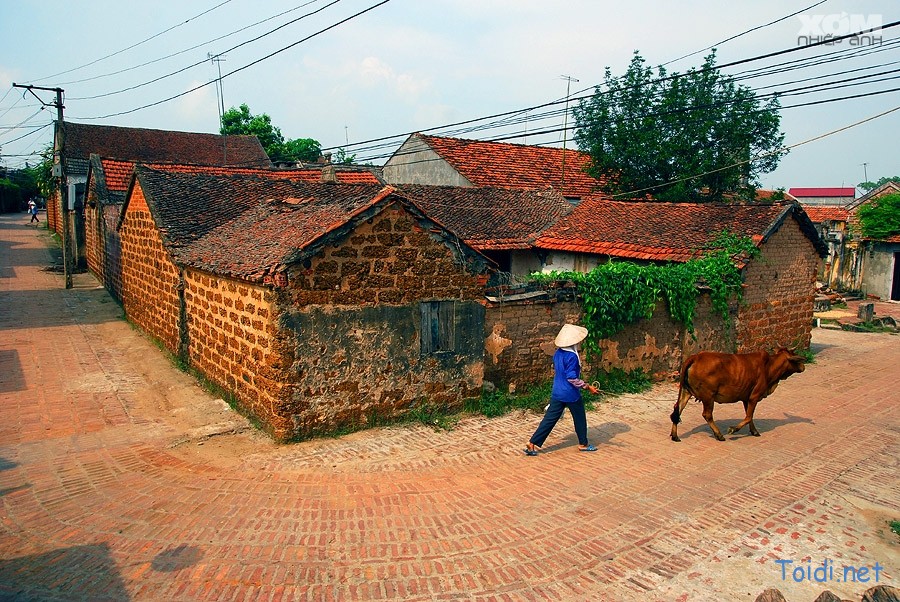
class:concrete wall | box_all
[382,136,472,187]
[735,218,820,352]
[861,242,900,300]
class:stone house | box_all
[50,121,271,268]
[84,155,381,300]
[845,181,900,300]
[117,165,491,441]
[533,196,826,350]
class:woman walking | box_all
[524,323,599,456]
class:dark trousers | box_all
[529,398,588,447]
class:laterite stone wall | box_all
[483,293,732,389]
[736,218,819,352]
[183,271,296,439]
[119,184,182,355]
[281,205,486,438]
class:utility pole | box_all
[208,53,227,127]
[13,83,72,288]
[861,162,869,184]
[560,75,579,193]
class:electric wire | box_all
[70,0,344,101]
[53,0,327,87]
[26,0,234,84]
[71,0,393,119]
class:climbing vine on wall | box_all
[529,231,760,357]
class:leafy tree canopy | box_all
[220,103,321,163]
[858,176,900,192]
[574,51,785,203]
[857,192,900,239]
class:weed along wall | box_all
[736,218,820,352]
[483,293,732,389]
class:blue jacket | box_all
[551,348,582,403]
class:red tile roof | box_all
[61,122,271,175]
[395,185,573,251]
[417,134,604,197]
[96,161,380,194]
[535,196,825,262]
[788,187,856,198]
[802,206,849,222]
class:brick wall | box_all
[47,190,62,234]
[102,204,124,302]
[119,184,182,355]
[84,183,104,282]
[183,271,296,439]
[484,293,732,389]
[736,218,819,352]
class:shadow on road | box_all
[0,543,130,601]
[675,411,815,441]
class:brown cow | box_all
[670,349,806,442]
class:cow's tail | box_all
[670,357,695,425]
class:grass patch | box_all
[793,347,817,364]
[465,382,552,417]
[890,520,900,538]
[589,368,653,395]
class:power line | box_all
[52,0,327,87]
[610,103,900,199]
[324,21,900,156]
[26,0,234,84]
[70,0,344,101]
[72,0,392,119]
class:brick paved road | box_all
[1,214,898,601]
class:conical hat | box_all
[555,323,588,347]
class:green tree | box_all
[574,51,785,202]
[220,103,321,163]
[281,137,322,163]
[858,176,900,192]
[857,192,900,239]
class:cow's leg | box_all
[670,386,692,442]
[748,400,761,436]
[728,400,761,436]
[702,400,726,441]
[728,401,750,435]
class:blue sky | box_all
[1,0,897,191]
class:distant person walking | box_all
[524,323,600,456]
[28,200,39,224]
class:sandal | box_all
[523,444,539,456]
[579,445,598,452]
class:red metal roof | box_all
[418,134,604,197]
[788,187,855,198]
